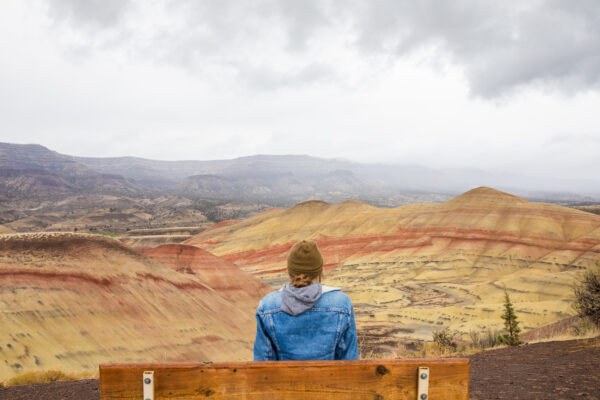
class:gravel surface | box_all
[469,337,600,400]
[0,379,99,400]
[1,337,598,400]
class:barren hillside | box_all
[186,187,600,352]
[141,244,271,315]
[0,233,260,381]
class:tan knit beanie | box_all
[287,240,323,278]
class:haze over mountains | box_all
[0,143,141,199]
[1,142,599,207]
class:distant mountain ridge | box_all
[0,143,141,199]
[2,142,599,204]
[77,151,599,201]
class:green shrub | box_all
[432,328,458,352]
[573,260,600,327]
[498,288,522,346]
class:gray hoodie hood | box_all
[280,283,341,316]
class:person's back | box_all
[253,240,358,361]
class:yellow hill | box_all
[186,187,600,354]
[0,225,14,234]
[0,233,261,381]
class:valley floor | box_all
[1,337,598,400]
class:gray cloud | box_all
[40,0,600,96]
[352,0,600,97]
[47,0,133,30]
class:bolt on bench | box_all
[100,358,469,399]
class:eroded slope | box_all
[186,187,600,352]
[0,233,256,381]
[141,244,271,314]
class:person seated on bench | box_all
[253,240,359,361]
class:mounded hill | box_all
[0,233,258,381]
[140,244,271,315]
[186,187,600,353]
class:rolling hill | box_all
[185,187,600,353]
[140,244,271,315]
[0,233,266,381]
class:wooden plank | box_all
[100,359,469,400]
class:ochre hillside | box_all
[0,233,261,381]
[186,187,600,353]
[141,244,271,315]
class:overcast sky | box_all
[1,0,599,180]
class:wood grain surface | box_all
[100,359,469,399]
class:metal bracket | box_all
[417,366,429,400]
[143,371,154,400]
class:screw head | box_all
[144,378,151,384]
[421,394,428,400]
[420,372,428,379]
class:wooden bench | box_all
[100,358,469,399]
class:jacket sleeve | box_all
[335,301,359,360]
[253,311,277,361]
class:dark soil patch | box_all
[0,379,98,400]
[470,337,600,399]
[1,338,598,399]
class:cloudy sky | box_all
[1,0,599,180]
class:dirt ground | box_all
[0,379,99,400]
[1,337,598,400]
[469,337,600,400]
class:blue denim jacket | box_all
[253,286,359,361]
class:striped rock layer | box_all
[186,187,600,352]
[140,244,271,316]
[0,233,265,381]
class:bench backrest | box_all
[100,358,469,399]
